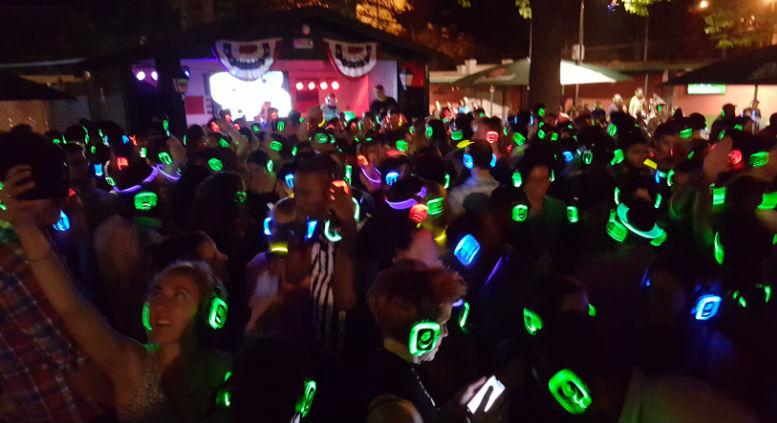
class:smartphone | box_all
[466,375,505,415]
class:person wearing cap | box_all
[0,132,106,422]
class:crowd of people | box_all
[1,86,776,423]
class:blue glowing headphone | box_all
[641,270,721,321]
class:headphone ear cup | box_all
[407,321,441,357]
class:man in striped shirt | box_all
[287,155,357,351]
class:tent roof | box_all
[665,46,777,85]
[453,59,631,87]
[0,74,74,101]
[81,7,450,70]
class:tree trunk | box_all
[529,0,563,111]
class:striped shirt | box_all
[310,233,340,350]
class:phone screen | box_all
[466,375,505,414]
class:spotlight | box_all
[308,81,316,90]
[331,81,340,90]
[151,71,158,81]
[320,81,328,90]
[295,82,304,90]
[135,70,146,81]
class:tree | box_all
[702,0,777,49]
[459,0,671,109]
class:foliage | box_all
[458,0,670,18]
[702,0,777,49]
[355,0,412,35]
[412,24,477,60]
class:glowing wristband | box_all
[443,173,451,189]
[270,140,283,151]
[680,128,693,139]
[485,256,503,285]
[451,130,463,141]
[285,173,295,188]
[396,140,409,152]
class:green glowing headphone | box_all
[294,379,318,419]
[548,368,592,415]
[134,191,158,211]
[408,321,442,357]
[606,203,667,247]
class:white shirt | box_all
[446,171,500,217]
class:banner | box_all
[324,39,378,79]
[213,38,282,81]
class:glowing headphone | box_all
[691,294,722,321]
[208,158,224,172]
[408,321,442,357]
[454,234,481,267]
[547,368,593,415]
[158,151,173,165]
[235,191,247,205]
[606,203,667,247]
[53,210,71,232]
[134,191,158,212]
[453,299,471,332]
[641,270,722,321]
[294,379,318,420]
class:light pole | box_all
[770,0,775,46]
[643,13,649,95]
[574,0,585,106]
